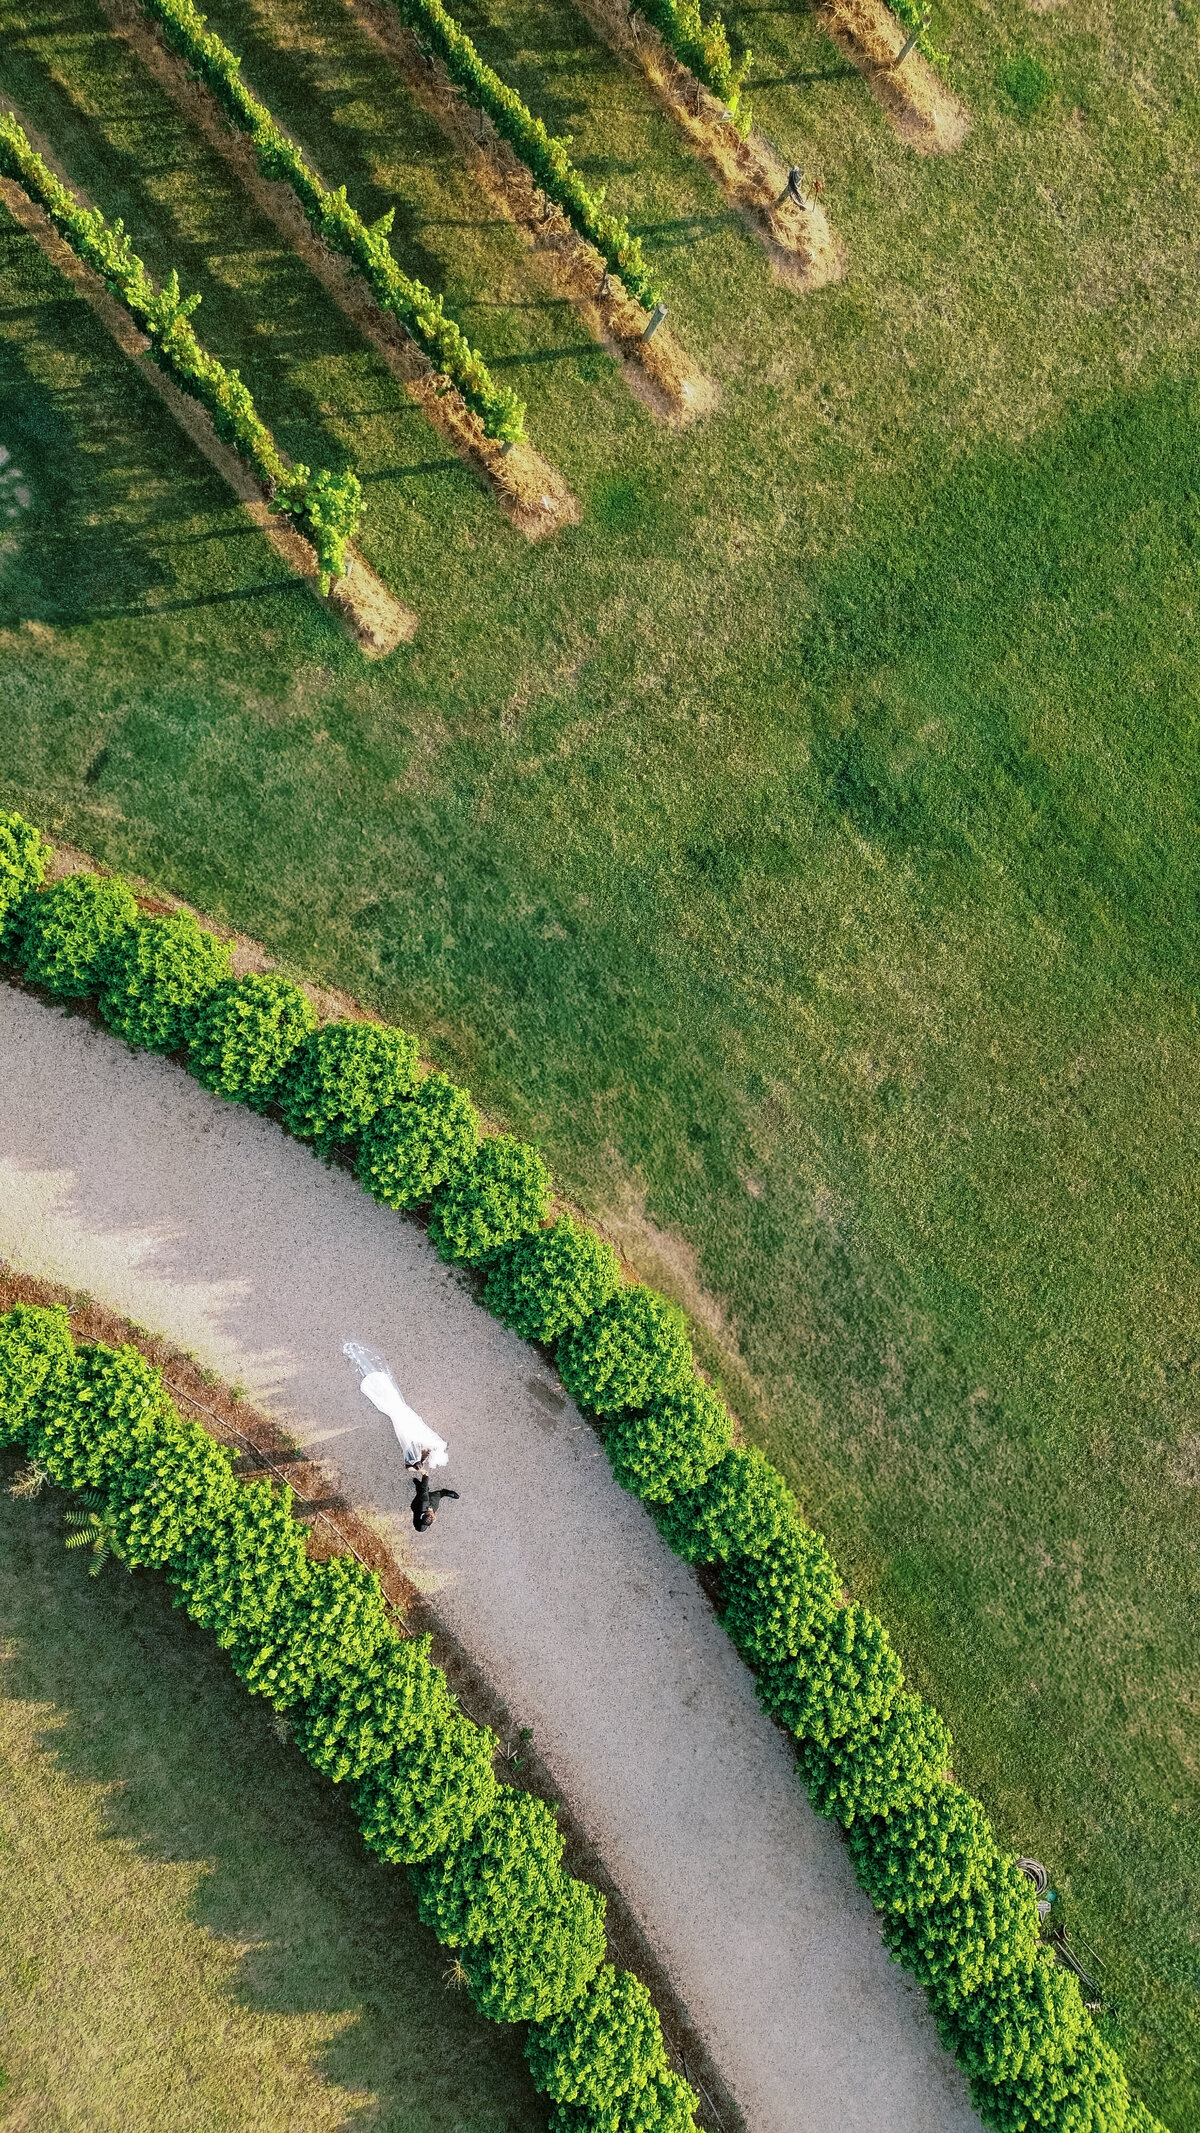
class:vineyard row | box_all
[0,112,362,589]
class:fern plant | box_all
[63,1488,123,1575]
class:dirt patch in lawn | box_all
[576,0,846,292]
[101,0,579,537]
[813,0,970,154]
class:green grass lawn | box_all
[0,1457,549,2129]
[2,0,1199,2123]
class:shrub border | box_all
[0,1296,703,2133]
[0,811,1168,2133]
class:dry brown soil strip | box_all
[0,1254,738,2133]
[574,0,845,293]
[813,0,969,154]
[102,0,579,537]
[0,154,415,653]
[347,0,714,426]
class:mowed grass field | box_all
[0,1460,550,2130]
[2,0,1199,2123]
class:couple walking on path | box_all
[344,1340,459,1531]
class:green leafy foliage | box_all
[137,0,526,442]
[279,1018,421,1158]
[556,1289,693,1418]
[550,2065,701,2133]
[97,910,232,1052]
[0,807,49,930]
[189,972,318,1108]
[0,115,362,583]
[460,1875,607,2024]
[850,1780,996,1916]
[412,1790,568,1946]
[0,1303,75,1450]
[604,1375,731,1503]
[353,1708,500,1865]
[720,1524,841,1670]
[484,1217,621,1345]
[889,0,947,67]
[386,0,660,305]
[798,1690,953,1827]
[634,0,753,135]
[527,1963,669,2110]
[760,1602,903,1749]
[296,1631,465,1781]
[428,1134,552,1264]
[355,1072,480,1208]
[882,1850,1041,2011]
[654,1445,796,1563]
[6,871,138,998]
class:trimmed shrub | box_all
[236,1552,394,1707]
[461,1876,606,2024]
[295,1631,457,1782]
[7,871,138,997]
[850,1780,996,1916]
[280,1019,421,1158]
[761,1601,903,1748]
[27,1338,177,1497]
[605,1376,731,1504]
[189,972,317,1109]
[98,910,231,1052]
[527,1963,669,2112]
[947,1951,1094,2094]
[356,1071,480,1209]
[654,1445,796,1564]
[412,1789,567,1946]
[550,2066,700,2133]
[0,1302,74,1447]
[485,1217,621,1346]
[353,1711,500,1865]
[883,1851,1041,2011]
[0,807,49,933]
[428,1134,552,1264]
[556,1289,692,1419]
[170,1469,310,1661]
[799,1690,953,1827]
[721,1524,841,1672]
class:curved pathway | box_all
[0,986,980,2133]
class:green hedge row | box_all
[0,1301,697,2132]
[632,0,753,136]
[385,0,660,308]
[0,113,362,590]
[0,810,1166,2133]
[135,0,526,443]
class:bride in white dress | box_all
[342,1340,449,1470]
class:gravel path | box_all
[0,986,980,2133]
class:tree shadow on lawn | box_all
[0,1470,548,2133]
